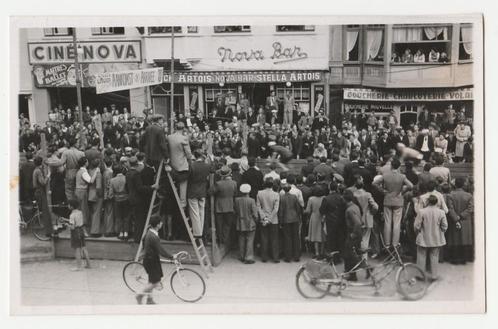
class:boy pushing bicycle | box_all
[135,215,174,305]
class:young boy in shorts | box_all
[67,199,91,271]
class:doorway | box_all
[251,84,269,110]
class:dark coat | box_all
[126,168,152,205]
[19,160,35,202]
[319,192,346,225]
[241,167,264,200]
[415,135,434,152]
[187,161,211,199]
[447,189,474,246]
[278,193,302,224]
[142,123,169,162]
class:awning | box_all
[343,88,473,102]
[162,70,324,84]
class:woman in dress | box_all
[305,185,327,259]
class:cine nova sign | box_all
[28,40,142,64]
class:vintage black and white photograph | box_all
[9,13,485,315]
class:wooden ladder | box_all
[134,160,214,277]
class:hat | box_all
[239,184,251,194]
[128,156,138,166]
[268,141,277,147]
[150,114,164,121]
[219,165,232,177]
[333,173,344,183]
[124,146,132,152]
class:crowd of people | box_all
[18,99,475,279]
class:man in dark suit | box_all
[241,157,263,200]
[187,150,211,239]
[418,107,433,129]
[415,129,434,161]
[319,181,346,260]
[343,151,360,187]
[265,91,278,113]
[126,156,158,243]
[19,151,36,202]
[278,184,302,262]
[135,216,174,305]
[141,114,169,171]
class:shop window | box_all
[151,84,185,117]
[459,24,473,61]
[204,87,237,115]
[276,85,310,102]
[44,28,73,36]
[91,27,125,35]
[276,25,315,32]
[365,28,384,61]
[345,26,360,61]
[391,25,452,64]
[213,26,251,33]
[149,26,182,34]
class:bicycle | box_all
[295,245,428,301]
[123,251,206,303]
[19,201,70,241]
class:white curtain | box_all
[366,30,383,60]
[424,26,448,40]
[461,25,473,55]
[346,30,359,60]
[393,27,423,42]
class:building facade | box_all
[20,27,147,124]
[19,23,474,128]
[141,25,330,122]
[328,23,474,128]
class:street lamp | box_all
[72,28,83,126]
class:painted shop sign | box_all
[32,63,93,87]
[96,67,163,94]
[163,71,323,84]
[343,88,474,102]
[28,40,142,64]
[217,42,308,64]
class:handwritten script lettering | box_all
[217,42,308,63]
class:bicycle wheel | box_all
[295,267,330,299]
[123,262,148,293]
[170,268,206,303]
[395,263,428,300]
[30,212,50,241]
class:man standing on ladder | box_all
[142,114,169,171]
[166,121,192,209]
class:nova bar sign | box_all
[28,40,142,64]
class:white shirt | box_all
[421,136,429,152]
[264,170,280,181]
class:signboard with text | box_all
[343,88,474,102]
[32,63,93,87]
[28,40,142,64]
[163,71,323,84]
[145,34,328,70]
[95,67,163,94]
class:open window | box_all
[213,26,251,33]
[459,24,473,61]
[391,24,452,64]
[91,27,125,35]
[276,25,315,32]
[43,28,73,36]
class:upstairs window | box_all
[276,25,315,32]
[44,28,73,36]
[365,28,384,61]
[91,27,125,35]
[391,25,452,64]
[187,26,199,33]
[213,26,251,33]
[459,24,473,61]
[345,25,360,61]
[149,26,182,34]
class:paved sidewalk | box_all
[20,252,474,306]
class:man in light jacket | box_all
[414,195,448,281]
[256,177,280,263]
[353,180,378,259]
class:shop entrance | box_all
[251,84,269,110]
[48,88,131,112]
[18,94,30,120]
